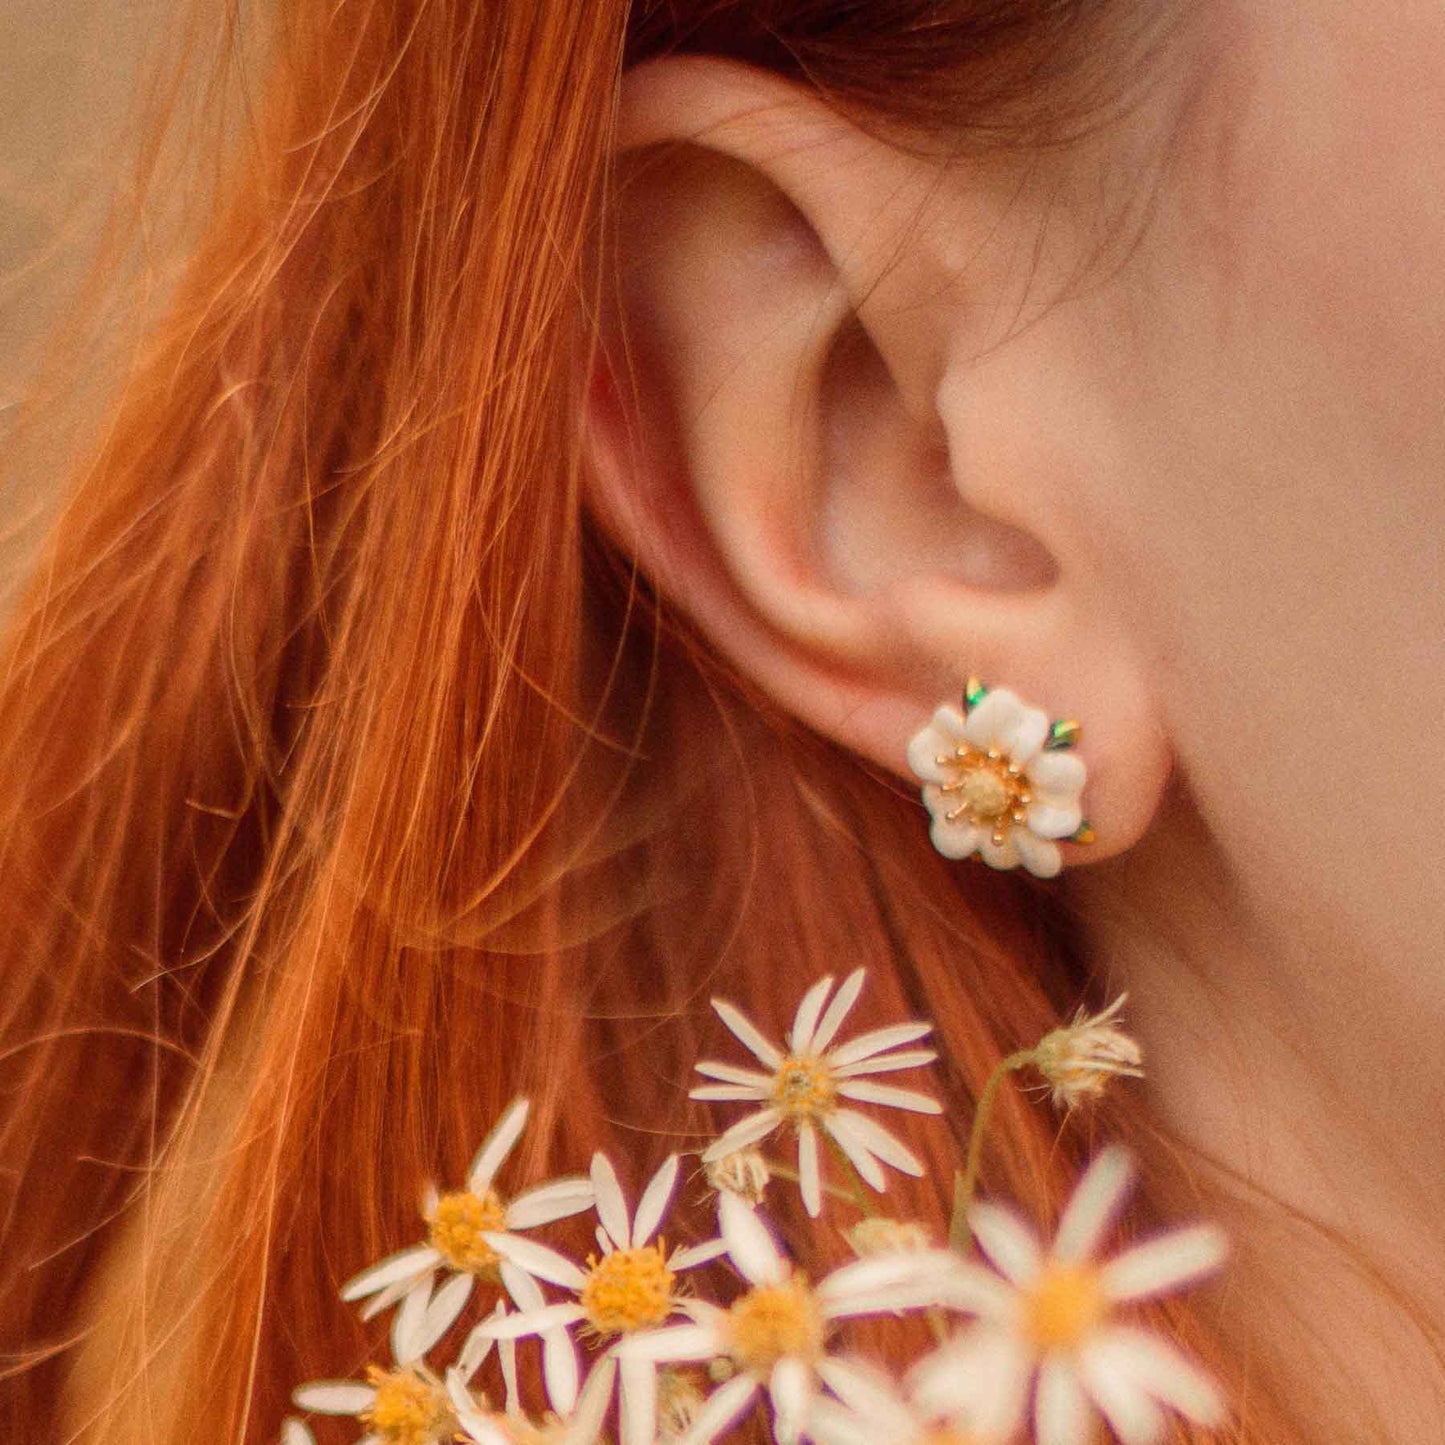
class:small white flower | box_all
[476,1153,727,1445]
[339,1098,595,1324]
[917,1148,1229,1445]
[906,686,1088,878]
[691,970,942,1217]
[620,1192,971,1445]
[806,1355,1001,1445]
[1033,995,1144,1111]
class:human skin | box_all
[588,4,1445,1437]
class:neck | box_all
[1071,790,1445,1442]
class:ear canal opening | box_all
[812,316,1058,598]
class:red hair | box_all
[0,1,1295,1439]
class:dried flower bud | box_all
[1033,994,1144,1111]
[657,1370,707,1440]
[705,1148,770,1205]
[846,1217,933,1258]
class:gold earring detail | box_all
[906,676,1094,878]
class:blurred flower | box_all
[845,1217,932,1259]
[339,1098,594,1322]
[691,970,941,1217]
[916,1149,1229,1445]
[704,1149,770,1206]
[806,1355,1000,1445]
[448,1347,615,1445]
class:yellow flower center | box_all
[425,1188,507,1274]
[361,1367,455,1445]
[938,745,1032,841]
[725,1276,826,1373]
[580,1243,677,1334]
[1022,1263,1108,1352]
[771,1057,837,1120]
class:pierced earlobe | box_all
[905,677,1093,879]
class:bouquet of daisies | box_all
[283,972,1226,1445]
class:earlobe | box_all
[585,56,1172,869]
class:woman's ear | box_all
[583,56,1170,865]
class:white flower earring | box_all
[906,677,1093,879]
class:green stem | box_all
[823,1131,877,1218]
[949,1049,1036,1252]
[762,1158,857,1207]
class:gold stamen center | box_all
[1022,1263,1108,1352]
[771,1057,837,1120]
[725,1276,826,1373]
[580,1243,677,1334]
[937,745,1032,837]
[362,1367,455,1445]
[425,1187,507,1274]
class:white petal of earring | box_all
[906,677,1093,879]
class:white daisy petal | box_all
[620,1351,658,1445]
[693,1060,775,1088]
[789,974,836,1054]
[591,1153,632,1252]
[280,1419,316,1445]
[670,1238,729,1270]
[457,1304,503,1382]
[1078,1342,1168,1445]
[804,1400,874,1445]
[468,1096,530,1194]
[810,967,867,1054]
[543,1327,581,1416]
[798,1121,823,1217]
[769,1355,814,1443]
[339,1244,441,1302]
[1100,1224,1229,1303]
[1012,828,1063,879]
[968,1202,1044,1287]
[681,1374,758,1445]
[505,1176,595,1229]
[689,1084,771,1102]
[823,1108,924,1176]
[720,1188,789,1285]
[963,689,1023,749]
[832,1048,936,1078]
[927,809,981,861]
[1026,800,1083,840]
[711,998,785,1068]
[1053,1147,1135,1263]
[1093,1326,1228,1425]
[816,1357,918,1436]
[826,1022,933,1069]
[292,1382,377,1415]
[1026,748,1087,798]
[483,1232,588,1291]
[499,1332,519,1412]
[412,1271,474,1358]
[568,1351,618,1445]
[833,1079,941,1114]
[913,1329,1032,1438]
[391,1276,434,1364]
[632,1154,680,1247]
[358,1275,421,1322]
[500,1259,546,1312]
[1035,1358,1092,1445]
[700,1108,784,1161]
[822,1113,886,1191]
[481,1303,588,1339]
[621,1321,722,1363]
[816,1251,958,1310]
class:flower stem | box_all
[762,1158,856,1206]
[949,1048,1036,1252]
[823,1133,877,1218]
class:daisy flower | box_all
[914,1148,1229,1445]
[806,1355,1000,1445]
[340,1098,594,1321]
[691,970,942,1217]
[476,1153,726,1445]
[1032,996,1144,1112]
[620,1191,974,1445]
[906,680,1090,878]
[289,1281,472,1445]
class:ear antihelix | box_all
[905,676,1094,879]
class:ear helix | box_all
[905,678,1094,879]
